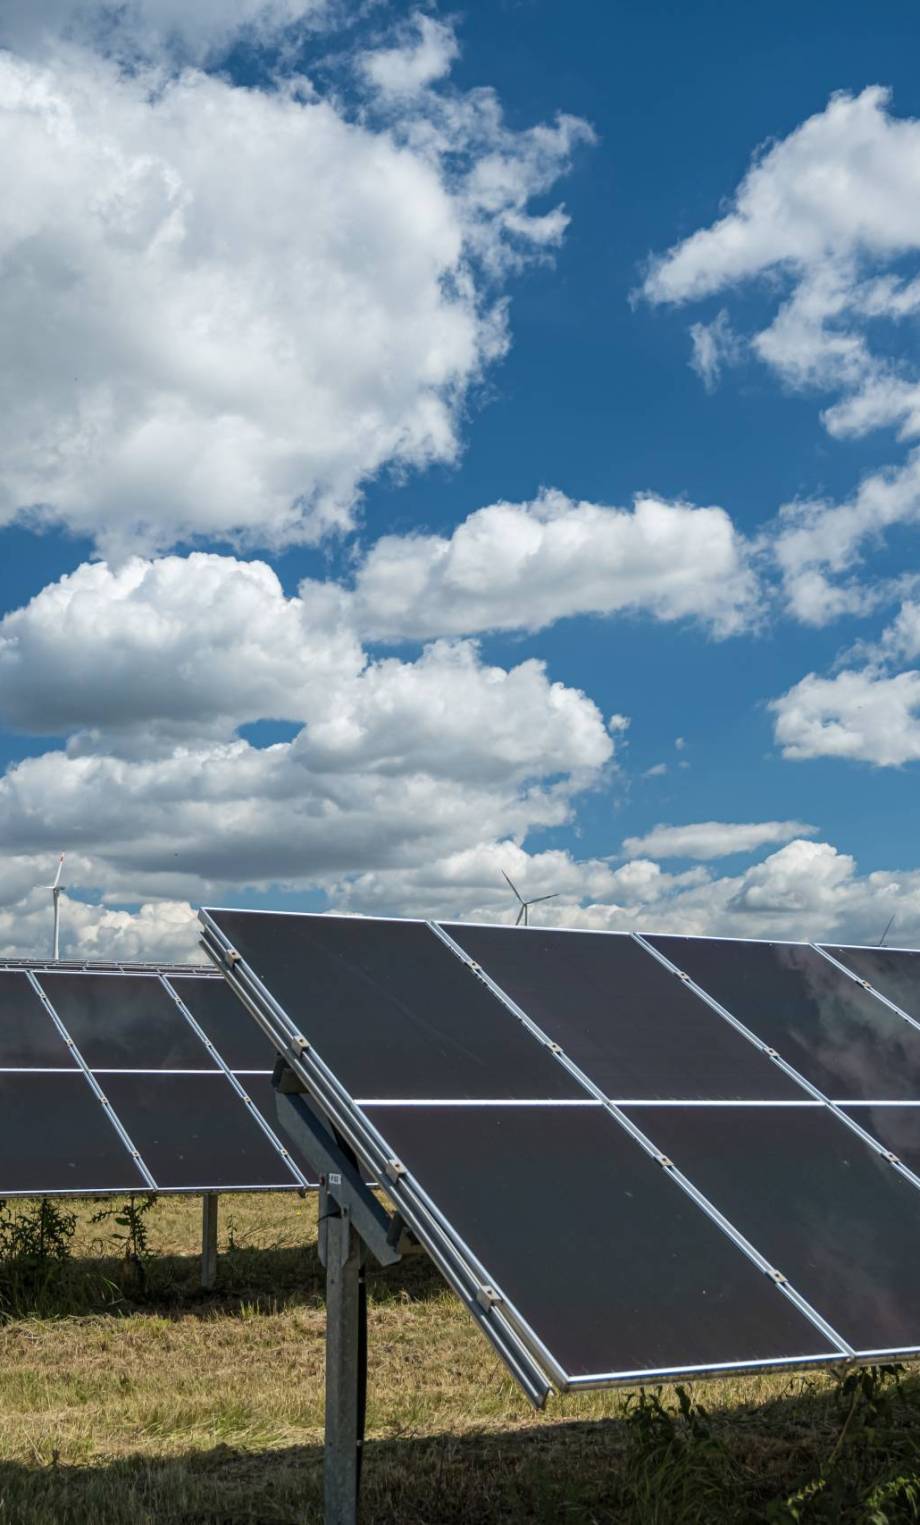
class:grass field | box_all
[0,1192,918,1523]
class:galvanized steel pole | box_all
[320,1187,364,1525]
[201,1193,218,1289]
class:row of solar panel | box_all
[203,914,920,1102]
[5,924,920,1203]
[204,910,920,1383]
[0,967,310,1194]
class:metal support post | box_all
[201,1193,219,1289]
[320,1186,366,1525]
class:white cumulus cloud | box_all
[0,37,589,555]
[335,488,760,640]
[622,820,819,861]
[359,13,458,99]
[771,667,920,766]
[768,451,920,626]
[645,87,920,445]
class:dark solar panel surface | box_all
[100,1073,297,1189]
[647,936,920,1100]
[446,924,804,1099]
[0,966,307,1194]
[172,974,279,1070]
[625,1104,920,1353]
[842,1106,920,1178]
[363,1103,834,1377]
[38,972,218,1070]
[824,947,920,1029]
[207,911,583,1099]
[0,971,76,1067]
[0,1073,148,1194]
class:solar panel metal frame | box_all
[0,958,313,1197]
[201,906,920,1403]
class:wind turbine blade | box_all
[52,855,64,889]
[502,869,524,905]
[878,914,896,947]
[527,893,559,906]
[515,905,524,927]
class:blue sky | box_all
[1,0,919,957]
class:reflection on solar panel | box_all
[199,907,920,1418]
[823,945,920,1028]
[0,961,313,1195]
[648,933,920,1101]
[445,923,803,1099]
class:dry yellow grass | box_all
[0,1193,917,1522]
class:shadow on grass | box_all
[0,1241,444,1322]
[1,1372,920,1524]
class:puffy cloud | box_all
[0,0,328,65]
[359,13,458,99]
[0,40,589,555]
[878,601,920,663]
[622,820,818,861]
[0,555,612,780]
[0,554,360,747]
[0,880,199,962]
[644,87,920,445]
[0,548,615,923]
[766,451,920,625]
[332,836,920,948]
[334,488,760,640]
[3,828,920,959]
[771,668,920,766]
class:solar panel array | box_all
[0,962,313,1195]
[201,909,920,1389]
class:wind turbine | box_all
[41,856,65,961]
[877,914,896,948]
[501,870,558,928]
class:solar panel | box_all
[840,1105,920,1176]
[200,908,920,1407]
[207,911,583,1100]
[647,934,920,1101]
[0,962,312,1195]
[625,1104,920,1355]
[823,945,920,1028]
[0,971,76,1067]
[99,1073,299,1190]
[361,1102,835,1378]
[445,923,803,1099]
[0,1073,149,1194]
[171,973,279,1070]
[37,972,217,1069]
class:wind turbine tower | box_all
[42,856,65,961]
